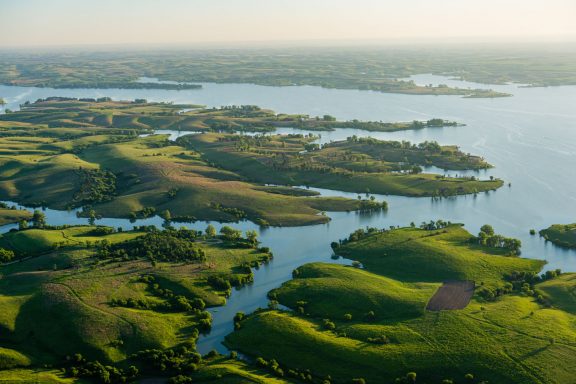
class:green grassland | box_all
[0,226,270,364]
[0,99,500,226]
[0,100,379,226]
[185,133,503,197]
[227,298,576,384]
[3,99,460,134]
[0,208,31,226]
[334,225,543,286]
[0,369,79,383]
[9,46,576,95]
[540,223,576,248]
[270,263,439,320]
[226,226,574,384]
[538,273,576,314]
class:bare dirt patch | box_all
[426,280,475,311]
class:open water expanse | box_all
[0,74,575,353]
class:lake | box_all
[1,74,575,353]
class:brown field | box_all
[426,280,475,311]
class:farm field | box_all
[425,280,475,311]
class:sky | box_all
[1,0,575,47]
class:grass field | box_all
[226,226,574,384]
[270,263,439,321]
[0,208,31,226]
[0,100,375,226]
[0,226,270,365]
[540,223,576,248]
[538,273,576,314]
[185,133,503,198]
[334,225,544,286]
[227,297,576,384]
[0,369,78,383]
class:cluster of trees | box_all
[96,229,206,263]
[419,220,453,230]
[475,225,522,255]
[131,345,202,376]
[207,271,254,294]
[63,353,138,384]
[0,248,15,263]
[331,226,381,248]
[393,372,478,384]
[344,136,442,153]
[17,209,46,230]
[357,196,388,212]
[110,275,207,316]
[478,269,562,303]
[73,168,116,205]
[209,203,247,220]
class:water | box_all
[1,74,575,353]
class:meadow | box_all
[0,224,292,383]
[226,225,576,384]
[540,224,576,248]
[0,99,500,227]
[184,133,502,197]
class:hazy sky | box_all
[1,0,575,47]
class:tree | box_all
[406,372,417,383]
[88,209,97,225]
[205,224,217,238]
[480,224,494,236]
[220,226,241,241]
[32,210,46,228]
[18,220,28,230]
[161,209,171,221]
[0,248,15,263]
[246,230,258,245]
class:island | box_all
[0,202,32,226]
[226,223,575,384]
[0,99,501,226]
[540,223,576,248]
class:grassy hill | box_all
[227,298,576,384]
[0,100,388,226]
[334,224,544,286]
[0,226,270,364]
[225,225,575,384]
[540,223,576,248]
[270,263,439,321]
[538,273,576,314]
[184,133,503,197]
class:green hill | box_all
[271,263,438,321]
[538,273,576,314]
[334,225,544,286]
[540,223,576,248]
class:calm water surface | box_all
[0,74,575,353]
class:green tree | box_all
[205,224,217,238]
[246,230,258,245]
[220,226,241,241]
[480,224,494,236]
[18,220,28,230]
[32,210,46,228]
[0,248,15,263]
